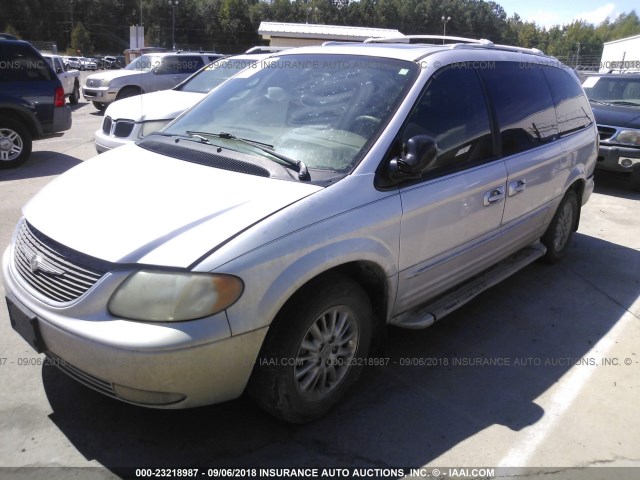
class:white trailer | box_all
[600,34,640,73]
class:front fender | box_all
[219,193,403,336]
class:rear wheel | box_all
[541,190,578,263]
[0,118,32,169]
[69,83,80,105]
[249,273,373,423]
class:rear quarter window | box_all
[543,66,593,135]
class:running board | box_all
[390,242,547,329]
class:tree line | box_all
[2,0,639,65]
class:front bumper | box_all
[82,86,118,105]
[596,144,640,173]
[2,246,266,409]
[94,126,138,153]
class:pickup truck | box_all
[42,54,81,104]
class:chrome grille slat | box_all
[14,253,83,301]
[13,221,109,303]
[14,246,92,292]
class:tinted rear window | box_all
[0,43,53,82]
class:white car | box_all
[63,56,82,70]
[95,54,269,153]
[80,57,97,70]
[83,52,223,111]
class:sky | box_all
[496,1,638,29]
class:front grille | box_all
[47,352,118,399]
[13,221,108,303]
[113,120,135,137]
[86,79,101,88]
[598,125,617,142]
[102,116,112,135]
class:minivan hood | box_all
[105,90,204,122]
[591,103,640,128]
[23,146,322,268]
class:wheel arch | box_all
[0,107,39,137]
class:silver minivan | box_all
[2,37,597,423]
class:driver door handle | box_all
[483,186,505,206]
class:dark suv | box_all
[582,73,640,191]
[0,36,72,168]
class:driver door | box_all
[394,65,507,315]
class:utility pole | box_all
[169,0,179,51]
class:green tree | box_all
[70,22,92,55]
[3,24,21,38]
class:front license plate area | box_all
[6,298,45,353]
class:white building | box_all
[600,34,640,73]
[257,22,402,47]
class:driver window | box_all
[402,65,494,177]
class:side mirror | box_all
[56,67,63,74]
[388,135,437,181]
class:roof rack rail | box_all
[364,35,490,45]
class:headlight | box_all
[101,79,111,87]
[616,129,640,146]
[140,120,170,137]
[108,271,243,322]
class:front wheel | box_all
[116,87,141,101]
[248,273,373,423]
[92,101,106,111]
[541,190,578,263]
[630,168,640,193]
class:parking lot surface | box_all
[0,82,639,479]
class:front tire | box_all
[92,101,106,111]
[541,190,578,263]
[0,118,32,169]
[116,87,141,101]
[630,168,640,193]
[248,273,373,423]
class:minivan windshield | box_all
[583,75,640,107]
[164,54,418,174]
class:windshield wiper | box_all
[588,98,612,106]
[186,130,310,181]
[608,100,640,107]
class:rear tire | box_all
[69,83,80,105]
[248,273,373,423]
[541,190,578,263]
[0,118,32,169]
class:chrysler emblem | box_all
[28,253,65,276]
